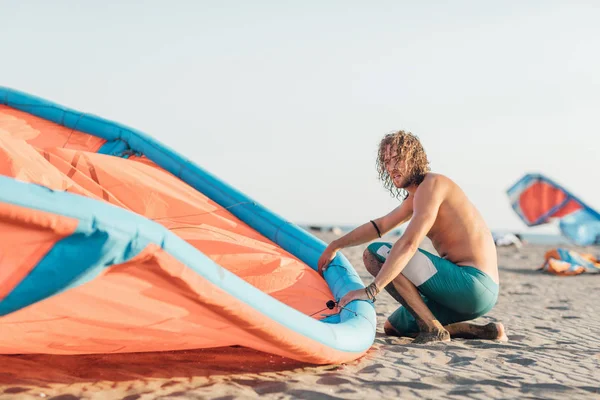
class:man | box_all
[318,130,506,344]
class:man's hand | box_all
[338,288,370,309]
[318,244,339,275]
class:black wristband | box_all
[369,220,382,238]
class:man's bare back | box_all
[417,173,499,284]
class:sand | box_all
[1,232,599,399]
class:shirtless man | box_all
[317,130,506,344]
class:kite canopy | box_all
[0,87,375,364]
[507,174,600,246]
[540,248,600,275]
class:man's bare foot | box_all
[412,328,450,344]
[486,322,508,342]
[444,321,508,341]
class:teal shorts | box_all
[367,242,499,334]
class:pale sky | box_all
[1,1,599,233]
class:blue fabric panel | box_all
[0,229,149,316]
[98,139,129,156]
[559,210,600,246]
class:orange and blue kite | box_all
[507,173,600,246]
[0,87,376,364]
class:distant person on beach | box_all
[318,130,506,344]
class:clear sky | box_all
[1,1,599,233]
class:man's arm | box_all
[331,198,413,250]
[373,177,446,290]
[375,195,414,236]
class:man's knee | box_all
[383,320,401,336]
[363,248,381,277]
[384,319,413,337]
[385,310,420,337]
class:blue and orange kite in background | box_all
[507,174,600,246]
[540,248,600,275]
[0,87,375,364]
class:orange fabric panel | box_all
[520,181,567,223]
[544,259,584,276]
[0,133,105,201]
[0,246,357,364]
[0,202,78,300]
[550,199,582,218]
[0,106,106,152]
[38,148,128,207]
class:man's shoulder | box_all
[420,173,455,189]
[419,173,469,206]
[414,174,460,204]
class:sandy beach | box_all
[1,231,599,399]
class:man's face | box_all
[383,145,408,188]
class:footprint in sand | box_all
[509,334,526,341]
[386,345,410,353]
[316,376,353,385]
[448,355,477,365]
[357,363,385,374]
[534,326,561,332]
[520,382,580,395]
[501,355,537,366]
[253,381,289,395]
[495,375,525,380]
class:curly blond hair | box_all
[376,130,430,199]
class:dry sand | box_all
[1,232,599,399]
